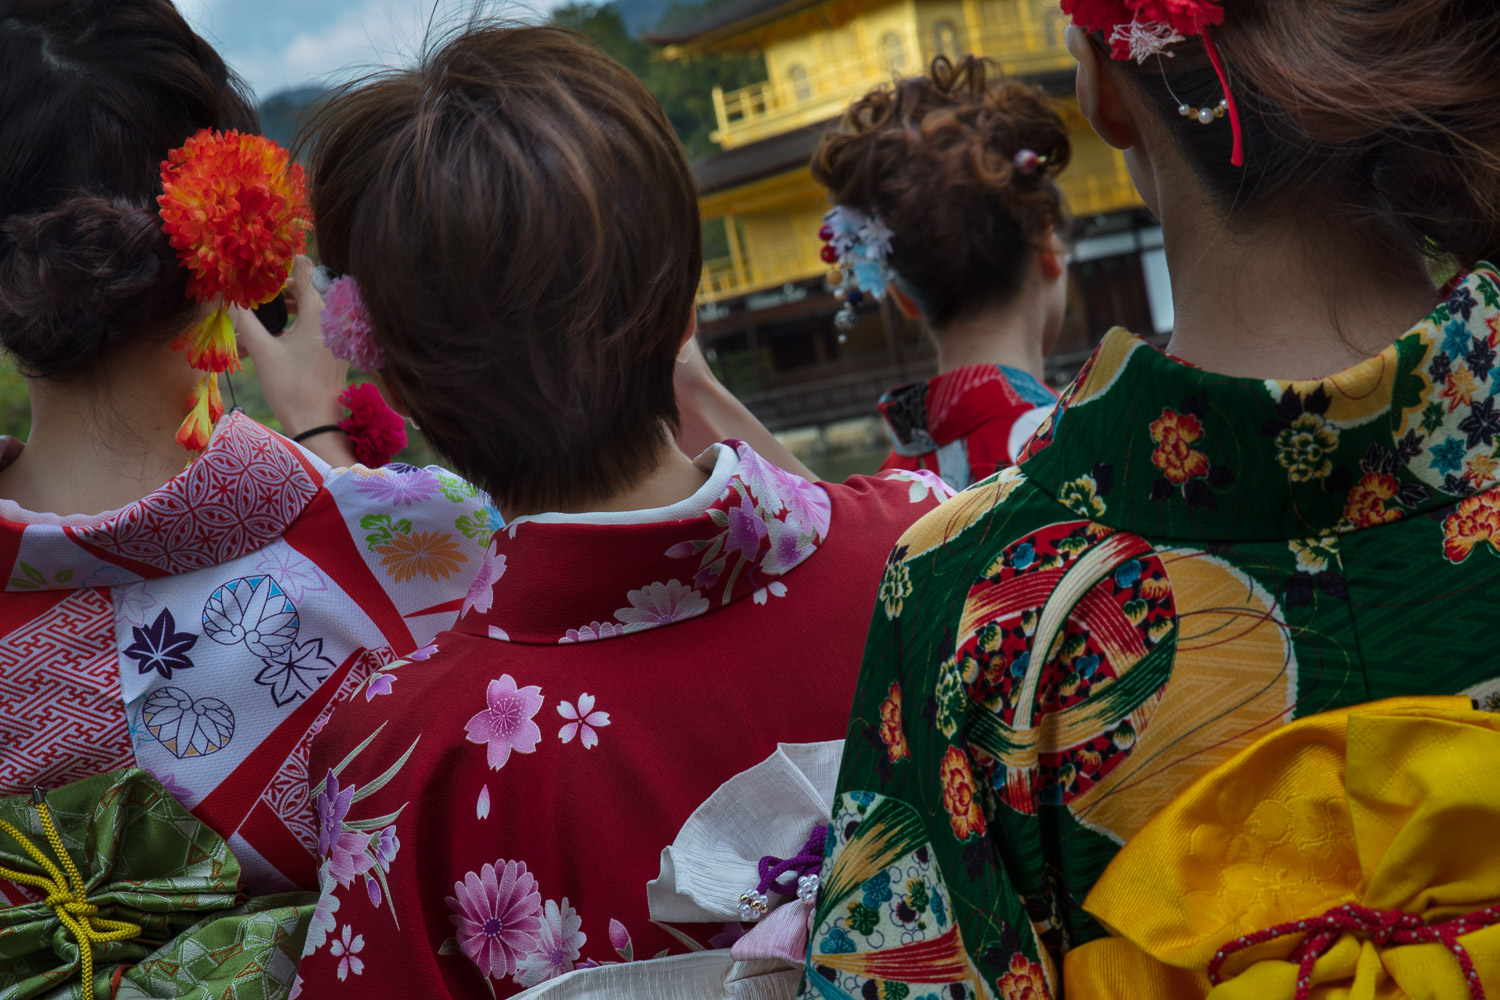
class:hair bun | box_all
[812,56,1072,329]
[0,195,184,379]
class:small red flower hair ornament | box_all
[158,129,311,450]
[1062,0,1243,166]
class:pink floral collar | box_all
[454,441,834,645]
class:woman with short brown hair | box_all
[290,23,952,997]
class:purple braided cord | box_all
[756,824,828,897]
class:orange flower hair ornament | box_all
[158,130,311,451]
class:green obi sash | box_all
[0,768,312,999]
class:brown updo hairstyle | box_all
[1109,0,1500,265]
[304,25,702,514]
[0,0,259,380]
[811,56,1072,330]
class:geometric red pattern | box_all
[67,412,321,575]
[0,589,133,795]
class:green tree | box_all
[552,1,765,160]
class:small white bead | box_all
[1197,107,1216,125]
[1178,104,1191,117]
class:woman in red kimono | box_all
[289,24,954,997]
[812,56,1071,491]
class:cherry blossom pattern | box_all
[464,674,545,770]
[461,539,507,618]
[331,924,365,980]
[516,898,587,987]
[304,861,340,953]
[557,694,610,748]
[447,860,544,982]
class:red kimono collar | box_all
[0,409,322,587]
[454,441,834,645]
[879,363,1057,456]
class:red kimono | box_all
[879,363,1057,491]
[0,411,492,891]
[290,442,951,996]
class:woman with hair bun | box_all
[0,0,488,916]
[813,56,1071,491]
[803,1,1500,997]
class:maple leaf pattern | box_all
[123,608,199,679]
[255,638,337,707]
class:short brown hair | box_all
[305,24,702,512]
[811,56,1071,329]
[1112,0,1500,265]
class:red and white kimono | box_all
[0,411,493,890]
[290,441,952,997]
[879,363,1058,491]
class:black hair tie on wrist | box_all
[293,424,344,444]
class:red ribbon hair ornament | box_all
[1062,0,1244,166]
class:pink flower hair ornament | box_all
[1062,0,1243,166]
[320,274,386,371]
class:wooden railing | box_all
[696,152,1141,304]
[710,0,1074,149]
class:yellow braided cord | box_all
[0,795,142,1000]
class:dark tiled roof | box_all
[691,120,831,193]
[644,0,817,46]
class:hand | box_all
[672,334,818,481]
[232,256,357,466]
[232,256,349,436]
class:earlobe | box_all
[372,372,412,419]
[1068,26,1138,152]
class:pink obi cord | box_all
[1209,901,1500,1000]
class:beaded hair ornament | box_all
[158,130,311,451]
[1062,0,1243,166]
[819,206,894,339]
[818,149,1048,336]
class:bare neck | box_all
[931,297,1048,380]
[501,428,712,522]
[0,345,204,517]
[1160,192,1439,380]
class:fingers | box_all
[285,255,324,318]
[230,304,275,359]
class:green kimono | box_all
[800,264,1500,1000]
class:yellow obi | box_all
[1063,696,1500,999]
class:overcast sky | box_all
[176,0,563,100]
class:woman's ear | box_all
[1039,229,1067,283]
[372,372,411,419]
[887,282,922,321]
[1067,25,1140,152]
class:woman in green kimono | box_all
[801,1,1500,998]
